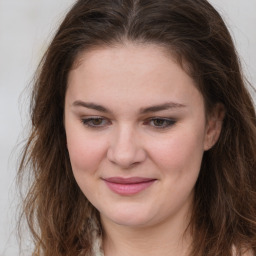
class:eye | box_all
[146,118,176,129]
[81,117,110,128]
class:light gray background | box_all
[0,1,255,255]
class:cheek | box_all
[66,128,108,175]
[148,126,206,176]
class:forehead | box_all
[68,43,193,86]
[66,43,203,113]
[71,42,174,72]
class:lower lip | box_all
[104,180,156,195]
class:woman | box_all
[18,0,256,255]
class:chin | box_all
[100,205,156,228]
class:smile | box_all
[102,177,157,195]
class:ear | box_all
[204,103,226,151]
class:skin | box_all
[64,43,224,256]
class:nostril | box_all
[107,146,146,168]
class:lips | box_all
[103,177,156,195]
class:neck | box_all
[101,212,192,256]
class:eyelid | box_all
[81,116,111,128]
[144,117,176,129]
[80,116,176,130]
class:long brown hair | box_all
[18,0,256,255]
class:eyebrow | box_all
[72,101,110,113]
[72,100,186,114]
[139,102,186,114]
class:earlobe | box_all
[204,103,226,151]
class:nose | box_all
[107,125,146,168]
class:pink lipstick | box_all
[103,177,156,195]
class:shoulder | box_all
[241,252,254,256]
[232,246,254,256]
[242,251,254,256]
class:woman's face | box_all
[65,43,216,229]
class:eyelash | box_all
[81,117,110,128]
[144,118,176,129]
[81,117,176,129]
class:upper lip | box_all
[103,177,156,184]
